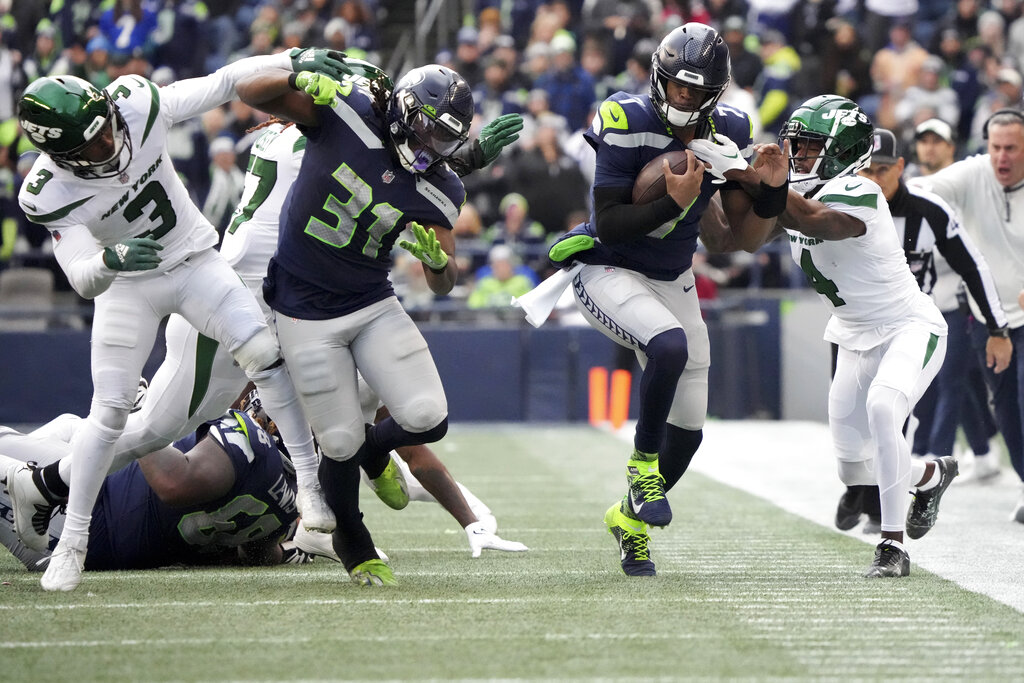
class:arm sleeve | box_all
[160,51,294,124]
[592,185,685,244]
[932,211,1008,331]
[51,224,117,299]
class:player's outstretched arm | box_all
[779,191,866,241]
[236,68,322,127]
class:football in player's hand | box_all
[632,151,691,204]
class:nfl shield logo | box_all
[119,172,129,184]
[381,170,395,184]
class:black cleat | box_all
[906,456,958,540]
[864,539,910,578]
[835,485,866,530]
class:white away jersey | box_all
[785,176,946,348]
[220,123,305,289]
[18,74,220,272]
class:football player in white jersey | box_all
[12,48,354,592]
[771,96,959,577]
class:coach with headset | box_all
[917,109,1024,523]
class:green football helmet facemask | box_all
[778,94,873,193]
[18,75,132,178]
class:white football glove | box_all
[465,521,529,558]
[688,133,748,184]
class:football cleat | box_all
[1010,492,1024,524]
[834,486,865,530]
[625,450,671,527]
[293,524,342,563]
[5,461,65,552]
[40,536,87,592]
[349,558,397,586]
[604,499,656,577]
[366,457,409,510]
[296,479,336,533]
[863,539,910,578]
[131,377,149,413]
[862,515,881,535]
[968,453,1001,483]
[906,455,958,540]
[280,541,315,564]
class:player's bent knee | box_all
[837,459,875,486]
[234,328,282,376]
[399,401,448,434]
[316,427,363,462]
[645,328,689,374]
[89,404,131,433]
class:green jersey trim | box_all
[141,81,161,147]
[25,196,93,224]
[818,193,877,209]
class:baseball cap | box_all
[457,26,479,45]
[914,118,954,144]
[870,128,899,165]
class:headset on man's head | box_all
[982,108,1024,140]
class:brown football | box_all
[631,150,691,204]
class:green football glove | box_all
[478,113,523,165]
[102,237,164,272]
[295,71,341,106]
[398,222,448,272]
[289,47,353,83]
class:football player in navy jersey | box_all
[233,64,485,585]
[0,409,303,575]
[546,23,789,576]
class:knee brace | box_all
[234,327,282,376]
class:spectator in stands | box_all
[581,0,654,74]
[335,0,378,53]
[820,17,872,105]
[533,32,596,132]
[894,55,960,136]
[1011,10,1024,70]
[323,17,350,53]
[906,118,957,179]
[84,37,112,90]
[932,0,984,52]
[870,20,930,129]
[720,15,762,92]
[521,41,552,86]
[505,112,588,238]
[579,34,618,103]
[473,55,525,123]
[0,23,26,120]
[454,26,484,88]
[977,10,1007,62]
[97,0,158,62]
[482,192,547,270]
[22,20,67,83]
[756,29,801,136]
[467,244,536,310]
[617,38,658,97]
[863,0,919,52]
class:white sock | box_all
[250,365,318,482]
[917,463,941,491]
[62,417,121,540]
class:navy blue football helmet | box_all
[650,23,731,129]
[387,65,473,174]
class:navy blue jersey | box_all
[85,411,299,570]
[265,81,467,320]
[572,93,753,280]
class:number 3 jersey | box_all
[264,81,466,320]
[85,410,299,570]
[18,74,222,272]
[784,176,946,350]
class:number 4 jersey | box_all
[785,176,946,350]
[85,410,299,570]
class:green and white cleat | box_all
[625,449,671,527]
[349,558,397,586]
[367,457,410,510]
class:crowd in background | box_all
[1,0,1023,315]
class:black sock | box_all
[40,462,70,501]
[661,425,703,492]
[319,456,375,572]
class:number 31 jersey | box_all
[265,80,467,320]
[18,74,220,272]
